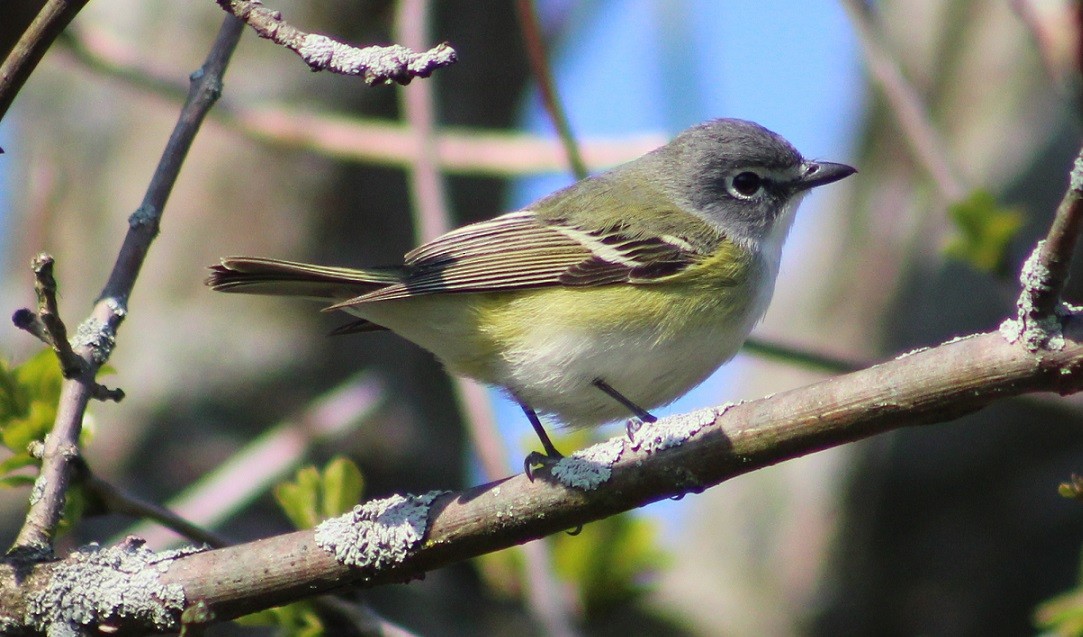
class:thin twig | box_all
[841,0,967,202]
[742,337,868,374]
[58,27,666,176]
[10,255,128,400]
[78,461,230,549]
[9,15,245,555]
[395,0,451,242]
[215,0,456,85]
[515,0,588,180]
[0,0,92,124]
[28,254,79,375]
[123,374,383,547]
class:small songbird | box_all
[208,118,854,463]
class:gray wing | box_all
[330,210,705,307]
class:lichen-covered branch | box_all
[3,320,1082,633]
[215,0,457,85]
[1031,148,1083,315]
[1003,146,1083,350]
[155,325,1083,624]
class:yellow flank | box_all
[348,237,759,386]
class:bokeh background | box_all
[2,1,1083,635]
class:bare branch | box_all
[79,462,230,549]
[742,337,868,374]
[11,254,127,402]
[14,254,81,377]
[842,0,967,201]
[9,15,245,555]
[122,373,384,548]
[1031,148,1083,314]
[215,0,456,85]
[0,0,92,124]
[58,26,668,175]
[159,323,1083,622]
[515,0,588,180]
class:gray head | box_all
[651,118,855,248]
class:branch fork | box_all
[1003,146,1083,351]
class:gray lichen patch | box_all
[298,37,455,84]
[1004,242,1066,351]
[315,491,443,571]
[26,538,186,635]
[630,405,728,455]
[70,317,117,364]
[551,436,626,490]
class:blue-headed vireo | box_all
[208,119,855,463]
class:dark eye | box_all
[729,171,763,198]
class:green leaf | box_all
[0,453,38,477]
[275,466,322,530]
[274,456,364,530]
[235,600,324,636]
[550,511,668,613]
[944,189,1023,275]
[0,351,102,535]
[56,485,86,538]
[319,456,364,520]
[0,475,36,488]
[0,350,64,452]
[1035,586,1083,635]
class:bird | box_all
[207,118,855,465]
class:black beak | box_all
[794,161,857,192]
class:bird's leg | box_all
[592,378,657,423]
[517,401,562,480]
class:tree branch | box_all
[12,254,79,376]
[57,26,669,175]
[515,0,588,180]
[841,0,967,201]
[80,466,230,550]
[215,0,456,85]
[157,323,1083,622]
[1029,146,1083,316]
[9,15,245,555]
[0,0,91,124]
[5,319,1082,633]
[1003,145,1083,350]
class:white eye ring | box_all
[726,170,766,199]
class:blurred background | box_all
[2,1,1083,635]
